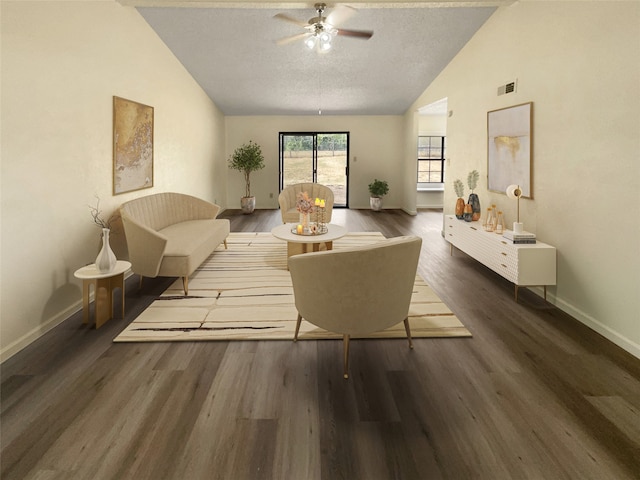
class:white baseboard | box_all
[1,301,82,363]
[532,287,640,359]
[402,208,417,216]
[1,271,135,363]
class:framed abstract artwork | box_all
[487,102,533,198]
[113,96,154,195]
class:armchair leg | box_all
[343,334,350,379]
[403,318,414,350]
[182,276,189,296]
[224,239,228,249]
[294,313,302,341]
[139,275,144,290]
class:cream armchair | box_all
[278,183,334,224]
[288,235,422,378]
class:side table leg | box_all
[82,280,93,325]
[94,278,114,329]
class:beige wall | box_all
[406,1,640,357]
[1,1,227,360]
[225,115,405,210]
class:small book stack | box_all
[503,230,536,244]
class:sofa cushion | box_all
[156,218,230,279]
[159,220,218,257]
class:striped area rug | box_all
[113,232,471,343]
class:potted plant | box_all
[453,179,465,219]
[228,140,265,214]
[368,179,389,211]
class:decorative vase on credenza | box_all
[455,197,465,219]
[466,170,481,221]
[468,193,481,221]
[463,204,473,222]
[453,179,465,220]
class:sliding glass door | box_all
[279,132,349,207]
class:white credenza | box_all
[444,215,556,301]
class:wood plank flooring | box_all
[2,208,639,479]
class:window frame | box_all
[417,135,446,189]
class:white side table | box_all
[271,223,348,259]
[74,260,131,328]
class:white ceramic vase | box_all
[95,228,117,273]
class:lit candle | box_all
[296,224,303,234]
[315,198,320,206]
[319,200,325,208]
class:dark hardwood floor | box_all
[2,208,639,479]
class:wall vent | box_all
[498,80,517,96]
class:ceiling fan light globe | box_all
[305,36,317,49]
[319,31,332,43]
[320,41,331,51]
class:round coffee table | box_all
[271,223,347,259]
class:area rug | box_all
[113,232,471,342]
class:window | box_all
[417,136,445,185]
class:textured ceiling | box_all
[137,4,497,115]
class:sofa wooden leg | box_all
[139,275,144,290]
[224,239,228,249]
[343,334,350,379]
[404,317,414,349]
[182,276,188,295]
[294,313,302,341]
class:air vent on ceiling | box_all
[497,80,517,96]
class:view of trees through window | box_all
[280,132,349,206]
[418,135,445,184]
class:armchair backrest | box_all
[278,183,334,223]
[288,236,422,336]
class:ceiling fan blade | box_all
[326,4,357,27]
[336,28,374,39]
[273,13,308,28]
[276,32,310,46]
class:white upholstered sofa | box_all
[278,183,334,224]
[120,192,230,295]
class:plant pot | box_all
[240,196,255,214]
[370,197,383,211]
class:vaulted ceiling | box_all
[118,1,509,115]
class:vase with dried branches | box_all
[89,196,119,273]
[467,170,481,221]
[453,179,465,219]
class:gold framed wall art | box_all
[113,96,154,195]
[487,102,533,198]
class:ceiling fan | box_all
[274,3,373,51]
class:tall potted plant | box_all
[228,140,265,214]
[368,179,389,211]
